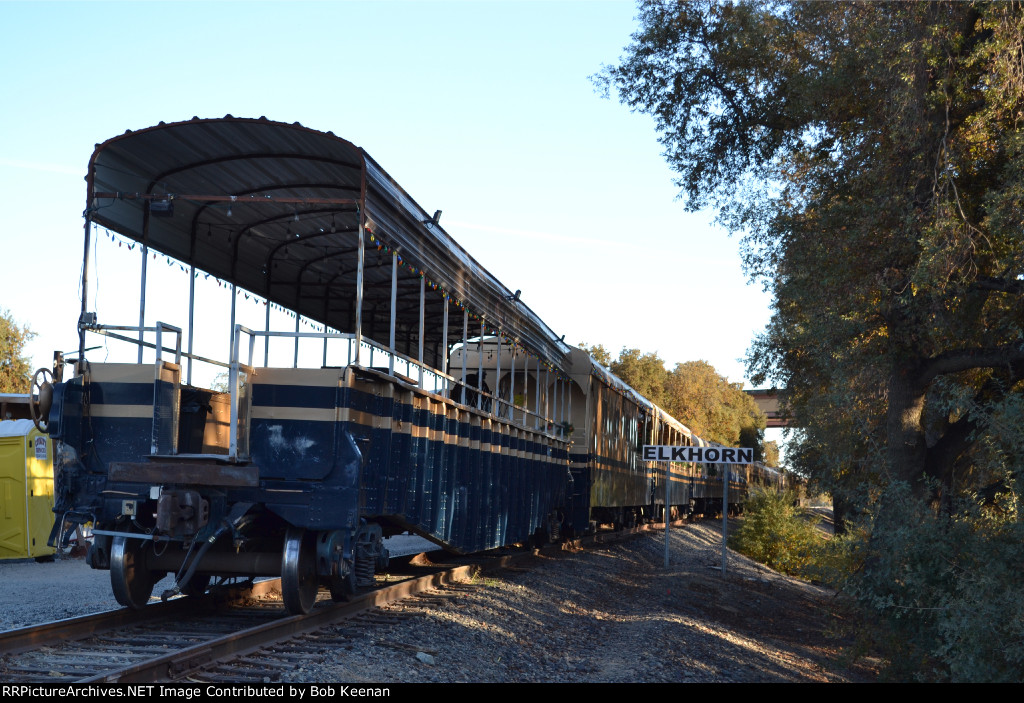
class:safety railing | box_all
[230,325,569,440]
[79,318,570,463]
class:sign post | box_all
[722,463,729,576]
[664,463,671,569]
[644,445,753,573]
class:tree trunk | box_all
[886,362,930,493]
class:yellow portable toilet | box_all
[0,419,57,560]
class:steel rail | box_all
[2,529,648,683]
[0,579,280,656]
[84,530,647,683]
[83,560,499,682]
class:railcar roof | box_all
[85,116,571,370]
[568,347,695,440]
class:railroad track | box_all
[0,529,642,683]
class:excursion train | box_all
[34,117,789,614]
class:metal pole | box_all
[138,244,148,363]
[495,334,502,417]
[323,295,329,369]
[418,276,425,388]
[228,325,239,460]
[230,284,238,368]
[554,376,560,431]
[441,294,449,394]
[566,376,572,435]
[722,462,730,575]
[561,376,567,432]
[293,311,300,368]
[354,216,365,366]
[389,252,397,376]
[509,342,516,420]
[534,357,541,428]
[79,216,93,370]
[665,462,671,569]
[544,367,550,429]
[264,300,271,367]
[477,318,484,411]
[521,349,529,425]
[461,308,468,405]
[187,264,195,384]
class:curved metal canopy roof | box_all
[85,116,571,371]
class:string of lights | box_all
[97,224,568,379]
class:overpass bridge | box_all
[745,388,790,428]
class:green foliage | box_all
[581,345,770,456]
[600,0,1024,504]
[210,371,230,393]
[601,11,1024,679]
[844,481,1024,682]
[609,348,669,409]
[664,360,765,453]
[728,486,823,576]
[577,342,612,367]
[0,308,34,393]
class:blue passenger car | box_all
[37,118,576,613]
[32,118,787,615]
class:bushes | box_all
[844,481,1024,682]
[728,486,824,576]
[731,480,1024,680]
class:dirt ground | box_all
[0,519,879,682]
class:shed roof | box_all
[86,116,571,371]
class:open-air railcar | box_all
[35,117,785,614]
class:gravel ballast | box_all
[0,522,876,682]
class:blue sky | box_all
[1,1,774,393]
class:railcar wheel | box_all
[111,536,157,610]
[282,527,318,615]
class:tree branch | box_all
[918,346,1024,387]
[972,276,1024,296]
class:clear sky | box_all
[0,1,775,394]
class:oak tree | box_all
[583,344,768,457]
[0,309,34,394]
[598,1,1024,506]
[664,360,765,455]
[600,2,1024,678]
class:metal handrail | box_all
[82,323,228,370]
[80,318,568,449]
[232,325,566,438]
